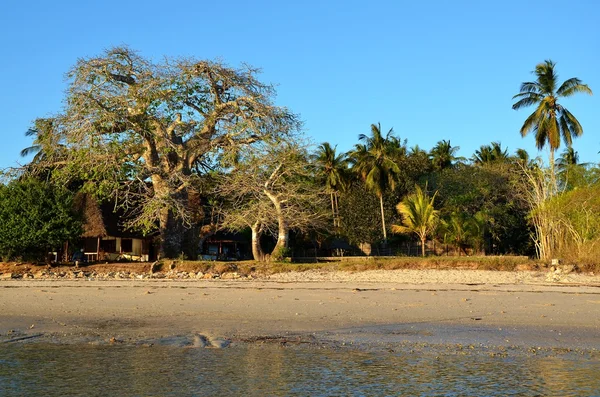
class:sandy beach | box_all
[1,269,599,351]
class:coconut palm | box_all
[512,60,592,173]
[430,140,463,170]
[556,147,590,189]
[20,118,62,163]
[314,142,349,228]
[472,142,509,165]
[515,148,530,163]
[438,212,470,256]
[392,185,439,257]
[350,123,400,242]
[556,147,580,169]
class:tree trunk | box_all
[421,236,426,257]
[251,221,265,262]
[549,149,557,194]
[158,206,183,259]
[264,189,289,256]
[379,195,387,242]
[153,176,187,259]
[330,191,336,227]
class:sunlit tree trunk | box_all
[251,221,265,262]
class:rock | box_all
[150,261,160,274]
[208,338,231,349]
[560,264,576,274]
[196,272,204,278]
[193,334,209,348]
[221,272,240,280]
[203,273,214,279]
[1,273,14,280]
[169,262,176,270]
[34,271,45,279]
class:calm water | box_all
[1,344,599,396]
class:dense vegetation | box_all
[1,51,597,268]
[0,179,82,261]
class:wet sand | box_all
[1,270,599,351]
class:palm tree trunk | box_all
[549,149,557,194]
[379,194,387,242]
[330,191,336,227]
[421,235,426,257]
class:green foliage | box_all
[338,182,398,245]
[429,140,463,170]
[428,163,532,254]
[350,123,401,198]
[472,142,509,165]
[349,123,402,240]
[0,179,82,261]
[392,185,439,256]
[313,142,349,192]
[512,60,592,165]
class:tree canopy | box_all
[512,60,592,170]
[27,46,299,258]
[0,179,82,261]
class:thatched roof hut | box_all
[74,193,107,238]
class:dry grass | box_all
[2,255,577,277]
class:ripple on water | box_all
[0,343,598,396]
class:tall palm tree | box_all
[314,142,349,228]
[350,123,400,242]
[392,185,439,257]
[512,60,592,174]
[430,140,463,170]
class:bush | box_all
[0,179,82,261]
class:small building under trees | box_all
[75,194,157,262]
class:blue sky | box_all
[1,0,598,171]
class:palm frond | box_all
[557,78,593,97]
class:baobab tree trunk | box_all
[251,221,265,262]
[153,176,186,259]
[158,206,184,259]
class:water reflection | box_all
[0,344,598,396]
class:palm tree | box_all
[392,185,439,257]
[556,147,589,189]
[20,118,60,163]
[472,142,509,165]
[515,148,530,163]
[438,212,470,256]
[556,146,580,169]
[350,123,400,242]
[512,60,592,175]
[314,142,349,228]
[430,140,463,170]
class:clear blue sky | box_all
[1,0,598,171]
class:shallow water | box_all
[1,343,599,396]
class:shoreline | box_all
[1,269,599,354]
